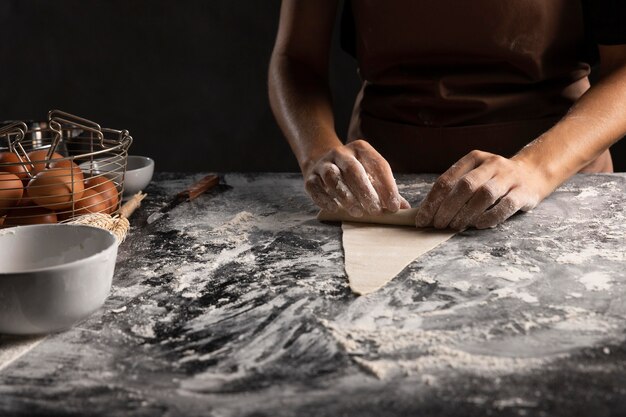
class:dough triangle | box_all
[342,222,454,295]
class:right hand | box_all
[303,139,410,217]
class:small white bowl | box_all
[123,156,154,199]
[80,155,154,200]
[0,224,118,334]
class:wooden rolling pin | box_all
[317,208,418,226]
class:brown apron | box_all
[347,0,612,173]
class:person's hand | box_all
[303,140,410,216]
[415,150,553,230]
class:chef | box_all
[268,1,625,229]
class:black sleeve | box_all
[583,0,626,45]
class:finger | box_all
[432,163,499,229]
[354,144,403,212]
[335,155,382,215]
[318,162,363,216]
[399,196,411,209]
[304,174,339,213]
[472,188,524,229]
[439,150,490,181]
[449,175,510,230]
[415,151,487,227]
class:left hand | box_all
[415,150,552,230]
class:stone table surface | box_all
[1,172,625,417]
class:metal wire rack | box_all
[0,110,133,226]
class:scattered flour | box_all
[414,274,437,285]
[210,211,255,245]
[579,272,612,291]
[169,211,257,299]
[487,266,537,282]
[222,211,254,227]
[466,250,490,263]
[576,188,600,199]
[336,179,351,199]
[128,301,168,339]
[321,316,551,380]
[451,280,471,292]
[493,397,538,409]
[131,323,156,339]
[492,287,538,303]
[557,246,626,265]
[321,294,620,381]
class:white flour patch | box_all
[324,321,548,379]
[494,398,538,409]
[128,301,167,339]
[165,211,261,299]
[131,323,156,339]
[492,287,538,303]
[553,314,615,332]
[579,272,612,291]
[411,273,437,285]
[557,246,626,265]
[173,243,254,298]
[222,211,254,227]
[487,266,536,282]
[208,211,255,245]
[466,250,490,263]
[576,188,600,199]
[451,280,471,292]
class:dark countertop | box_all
[1,172,625,417]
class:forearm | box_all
[514,63,626,192]
[268,53,342,174]
[416,53,626,230]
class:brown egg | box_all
[0,172,24,210]
[49,159,84,183]
[84,176,119,214]
[74,189,109,215]
[27,149,64,176]
[0,152,30,181]
[4,202,57,225]
[27,167,85,210]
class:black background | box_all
[0,0,623,172]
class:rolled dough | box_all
[318,208,419,226]
[318,209,454,295]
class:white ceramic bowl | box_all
[0,224,118,334]
[122,156,154,199]
[80,155,154,200]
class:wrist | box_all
[512,144,565,196]
[298,138,343,176]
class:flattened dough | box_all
[342,222,454,295]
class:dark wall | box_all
[0,1,623,172]
[0,0,360,172]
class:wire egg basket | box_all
[0,110,133,226]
